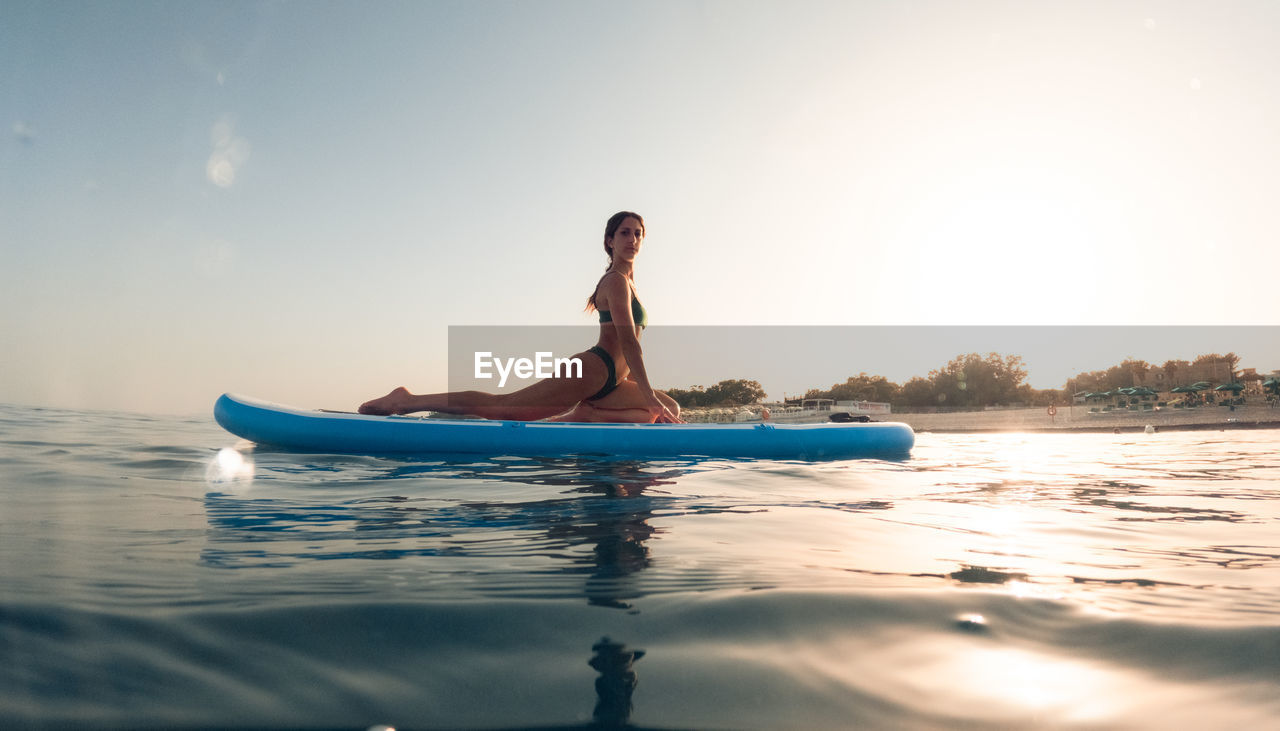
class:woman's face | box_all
[610,217,644,261]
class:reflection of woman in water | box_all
[359,211,683,423]
[551,464,662,610]
[589,637,644,726]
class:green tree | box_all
[1016,384,1066,406]
[706,379,767,405]
[805,373,900,403]
[665,386,707,408]
[667,379,766,408]
[1193,352,1240,380]
[896,377,938,408]
[1069,353,1243,394]
[1067,358,1150,393]
[1162,359,1190,386]
[930,353,1027,408]
[1065,370,1105,396]
[1122,359,1152,386]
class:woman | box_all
[358,211,683,423]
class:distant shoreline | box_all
[882,402,1280,434]
[918,419,1280,434]
[886,404,1280,434]
[684,403,1280,434]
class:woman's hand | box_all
[655,410,684,423]
[644,391,685,423]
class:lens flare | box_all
[206,447,254,486]
[206,116,250,188]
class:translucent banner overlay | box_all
[448,326,1280,405]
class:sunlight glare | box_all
[930,646,1121,721]
[206,447,254,486]
[955,612,988,632]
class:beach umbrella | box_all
[1263,379,1280,395]
[1213,383,1244,392]
[1191,382,1211,390]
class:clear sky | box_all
[3,1,1278,415]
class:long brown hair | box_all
[585,211,644,313]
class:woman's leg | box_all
[547,400,655,423]
[545,403,588,422]
[575,380,683,422]
[359,350,610,420]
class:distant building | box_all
[835,400,892,415]
[1238,368,1264,395]
[1133,361,1233,391]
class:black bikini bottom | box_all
[585,346,618,401]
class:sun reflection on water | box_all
[936,646,1122,721]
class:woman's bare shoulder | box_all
[595,271,631,302]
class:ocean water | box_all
[2,403,1279,730]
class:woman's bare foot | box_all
[359,386,412,415]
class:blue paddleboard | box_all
[214,393,914,460]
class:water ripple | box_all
[3,404,1280,727]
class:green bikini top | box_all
[598,293,648,329]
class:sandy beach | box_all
[685,402,1280,433]
[881,403,1280,433]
